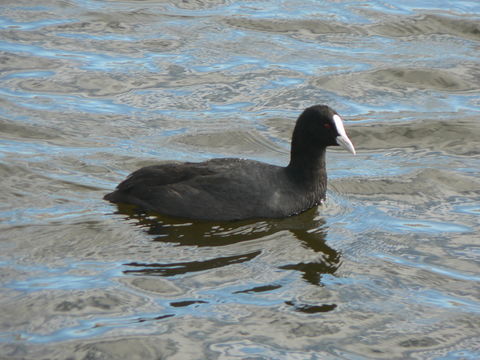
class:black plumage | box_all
[104,105,356,221]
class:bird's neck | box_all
[286,142,327,193]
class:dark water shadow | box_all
[115,204,341,289]
[124,251,262,277]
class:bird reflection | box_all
[115,203,341,287]
[124,251,261,277]
[280,223,341,285]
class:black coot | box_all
[104,105,356,221]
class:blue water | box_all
[1,0,479,358]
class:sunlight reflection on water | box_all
[1,0,479,358]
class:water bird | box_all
[104,105,356,221]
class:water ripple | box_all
[1,0,479,358]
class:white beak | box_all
[336,134,356,155]
[333,114,356,155]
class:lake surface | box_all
[1,0,479,359]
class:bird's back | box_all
[104,158,302,220]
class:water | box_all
[1,0,479,358]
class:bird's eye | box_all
[324,123,332,129]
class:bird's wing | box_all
[115,162,217,192]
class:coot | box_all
[104,105,355,221]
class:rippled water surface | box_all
[1,0,480,359]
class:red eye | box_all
[324,123,331,129]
